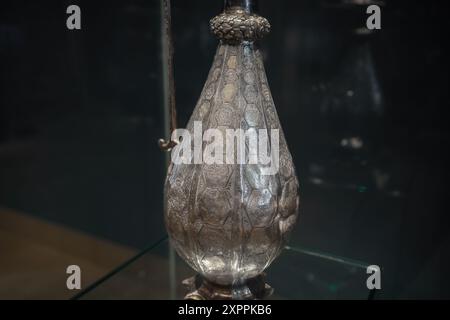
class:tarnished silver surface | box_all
[164,40,299,287]
[182,274,273,300]
[210,8,270,44]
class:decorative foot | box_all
[182,274,273,300]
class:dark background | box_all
[1,0,449,298]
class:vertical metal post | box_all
[160,0,177,300]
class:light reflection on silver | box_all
[164,43,299,286]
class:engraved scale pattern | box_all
[165,42,299,286]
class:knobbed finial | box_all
[210,0,270,44]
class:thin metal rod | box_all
[159,0,178,151]
[160,0,178,300]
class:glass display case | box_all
[1,0,449,300]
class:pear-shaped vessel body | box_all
[165,42,299,286]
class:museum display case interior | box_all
[0,0,449,299]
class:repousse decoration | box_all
[164,0,299,299]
